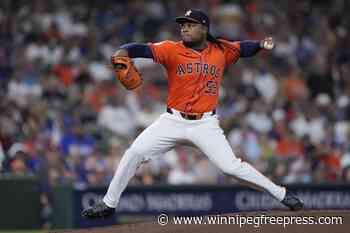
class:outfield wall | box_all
[52,184,350,229]
[0,175,41,230]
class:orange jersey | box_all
[149,40,241,113]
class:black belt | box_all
[166,107,216,120]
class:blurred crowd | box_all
[1,0,350,222]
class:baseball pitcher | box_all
[82,9,303,219]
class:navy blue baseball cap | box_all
[175,9,210,28]
[176,9,218,42]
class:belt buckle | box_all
[195,113,203,120]
[181,112,203,120]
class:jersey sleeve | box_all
[220,40,241,65]
[148,40,175,67]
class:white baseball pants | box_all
[103,111,286,208]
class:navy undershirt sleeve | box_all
[239,41,262,57]
[119,43,154,59]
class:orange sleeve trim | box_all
[227,41,241,56]
[148,42,160,64]
[233,42,241,56]
[219,39,241,54]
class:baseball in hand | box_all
[261,37,274,50]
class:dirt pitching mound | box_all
[51,210,350,233]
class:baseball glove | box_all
[111,56,142,90]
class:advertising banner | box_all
[70,184,350,228]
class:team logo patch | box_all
[185,10,192,16]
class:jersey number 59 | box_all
[205,80,217,95]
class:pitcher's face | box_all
[180,22,207,44]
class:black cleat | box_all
[281,190,304,211]
[81,201,115,219]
